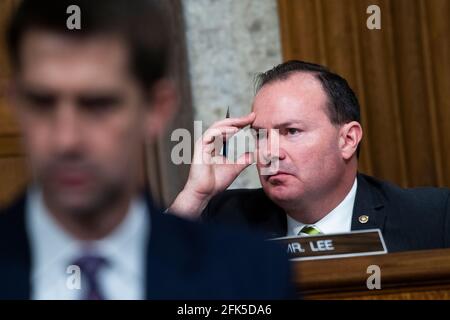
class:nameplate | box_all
[270,229,387,261]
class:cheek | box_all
[285,133,340,173]
[85,111,144,168]
[19,117,53,165]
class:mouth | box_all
[266,171,292,181]
[52,170,93,188]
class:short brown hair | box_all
[7,0,171,90]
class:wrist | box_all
[168,188,211,219]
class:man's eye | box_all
[78,96,121,113]
[286,128,301,136]
[23,94,56,113]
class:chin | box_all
[263,184,302,204]
[55,195,99,216]
[48,185,106,215]
[43,177,120,215]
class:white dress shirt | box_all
[26,187,150,300]
[286,178,358,236]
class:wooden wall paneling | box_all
[318,0,377,180]
[423,0,450,187]
[0,1,20,136]
[353,0,409,185]
[418,0,444,186]
[390,0,438,186]
[278,0,322,63]
[294,248,450,300]
[0,0,15,79]
[0,135,23,157]
[0,157,28,207]
[0,0,28,207]
[347,0,374,177]
[278,0,450,187]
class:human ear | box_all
[142,79,177,142]
[339,121,363,160]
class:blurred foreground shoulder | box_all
[153,210,296,299]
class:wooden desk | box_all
[293,248,450,299]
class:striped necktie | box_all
[298,225,322,236]
[72,254,109,300]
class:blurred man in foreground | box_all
[169,60,450,252]
[0,0,293,300]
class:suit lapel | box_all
[351,173,387,232]
[143,193,204,299]
[266,214,287,238]
[0,193,32,299]
[258,193,287,238]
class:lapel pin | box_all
[358,215,369,224]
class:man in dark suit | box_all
[169,61,450,252]
[0,0,293,299]
[0,192,292,300]
[202,173,450,252]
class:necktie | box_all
[72,254,108,300]
[298,225,322,236]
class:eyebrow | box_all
[77,92,123,102]
[17,87,58,105]
[251,120,306,130]
[17,84,123,104]
[17,84,57,97]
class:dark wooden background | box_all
[278,0,450,188]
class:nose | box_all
[258,129,285,166]
[52,102,83,154]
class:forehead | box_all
[17,30,131,90]
[252,72,330,128]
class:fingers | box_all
[235,151,255,169]
[194,127,234,164]
[201,112,255,145]
[202,126,239,144]
[210,112,256,130]
[211,151,255,168]
[194,112,256,166]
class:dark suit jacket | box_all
[0,192,294,300]
[202,173,450,252]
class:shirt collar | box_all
[26,186,150,284]
[287,177,358,236]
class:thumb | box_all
[233,152,255,172]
